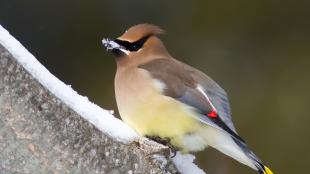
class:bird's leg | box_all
[169,145,178,158]
[145,135,179,158]
[130,137,170,156]
[145,135,170,145]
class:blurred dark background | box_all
[1,0,309,173]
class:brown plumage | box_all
[118,23,165,42]
[102,23,273,174]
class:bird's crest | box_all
[118,23,165,42]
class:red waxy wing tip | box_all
[207,111,218,118]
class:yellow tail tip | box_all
[264,166,273,174]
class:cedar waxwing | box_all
[102,24,273,174]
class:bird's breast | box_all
[114,68,201,143]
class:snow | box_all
[173,152,206,174]
[0,24,206,174]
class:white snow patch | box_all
[102,38,130,55]
[0,24,206,174]
[172,152,206,174]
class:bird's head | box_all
[102,24,171,66]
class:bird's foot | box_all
[131,137,181,173]
[131,137,171,157]
[145,135,179,158]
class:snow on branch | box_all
[0,25,206,174]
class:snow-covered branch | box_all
[0,25,205,174]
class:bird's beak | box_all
[102,38,129,55]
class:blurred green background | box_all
[1,0,309,173]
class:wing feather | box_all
[139,58,239,137]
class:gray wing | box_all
[186,63,236,131]
[139,58,238,133]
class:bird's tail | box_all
[233,137,273,174]
[254,160,273,174]
[203,127,273,174]
[262,165,273,174]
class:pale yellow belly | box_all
[127,94,200,135]
[118,90,204,150]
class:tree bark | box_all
[0,45,179,174]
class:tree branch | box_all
[0,25,206,174]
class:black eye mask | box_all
[114,35,150,52]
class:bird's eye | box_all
[114,35,150,52]
[131,44,140,51]
[129,35,150,51]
